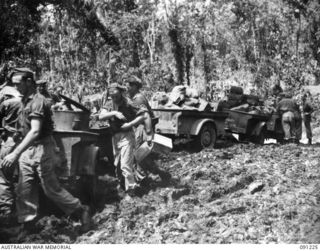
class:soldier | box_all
[126,76,153,182]
[0,91,22,224]
[276,93,301,143]
[126,76,170,183]
[1,68,91,233]
[0,68,25,224]
[126,76,154,146]
[98,83,146,197]
[302,92,313,145]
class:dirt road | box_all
[1,141,320,244]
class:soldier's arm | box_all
[12,118,42,156]
[120,113,145,131]
[1,117,42,168]
[98,108,115,121]
[121,100,148,130]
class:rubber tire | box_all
[196,123,217,149]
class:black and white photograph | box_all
[0,0,319,245]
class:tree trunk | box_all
[168,28,184,85]
[185,44,193,86]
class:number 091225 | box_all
[300,245,318,250]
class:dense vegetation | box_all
[1,0,320,97]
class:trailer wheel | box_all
[196,123,217,149]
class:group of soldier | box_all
[0,67,168,236]
[96,76,169,196]
[272,80,313,144]
[0,64,316,237]
[0,68,92,234]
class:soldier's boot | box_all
[308,138,312,145]
[73,205,92,233]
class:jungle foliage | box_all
[1,0,320,96]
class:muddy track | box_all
[1,141,320,243]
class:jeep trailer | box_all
[153,108,228,149]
